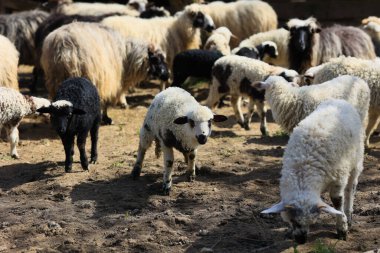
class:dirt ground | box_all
[0,70,379,253]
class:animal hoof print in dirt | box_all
[131,165,141,180]
[337,230,347,241]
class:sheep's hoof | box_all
[65,166,72,173]
[261,128,269,136]
[11,154,20,159]
[82,165,89,171]
[90,158,97,164]
[131,164,141,180]
[243,122,250,130]
[101,116,113,125]
[162,185,171,196]
[237,121,244,128]
[119,103,129,110]
[337,230,347,240]
[187,173,196,182]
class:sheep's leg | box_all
[101,104,113,125]
[186,150,197,182]
[345,163,362,227]
[231,95,244,128]
[62,135,75,172]
[365,108,380,147]
[162,145,174,195]
[256,100,268,136]
[330,184,348,240]
[118,92,129,109]
[205,80,221,109]
[77,132,89,171]
[7,125,20,159]
[132,127,154,179]
[243,99,255,130]
[90,121,99,164]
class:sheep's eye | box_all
[189,119,195,128]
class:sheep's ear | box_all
[213,114,228,122]
[36,106,52,114]
[261,201,285,214]
[251,81,269,91]
[174,116,188,124]
[72,108,86,115]
[318,201,343,215]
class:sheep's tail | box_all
[155,138,161,159]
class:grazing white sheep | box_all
[0,87,50,158]
[41,22,168,124]
[51,0,145,17]
[253,75,370,134]
[204,26,234,55]
[206,55,299,135]
[190,0,278,47]
[101,4,215,70]
[0,35,19,90]
[262,99,366,244]
[132,87,227,194]
[233,28,289,67]
[303,56,380,147]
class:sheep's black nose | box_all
[160,69,169,81]
[206,25,215,32]
[197,134,207,145]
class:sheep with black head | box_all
[132,87,227,195]
[37,77,101,173]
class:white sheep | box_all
[101,4,215,71]
[205,55,300,135]
[0,87,50,158]
[41,22,168,124]
[233,28,289,67]
[303,56,380,147]
[132,87,227,194]
[51,0,145,17]
[190,0,278,47]
[262,99,366,243]
[253,75,370,134]
[361,19,380,56]
[0,34,19,90]
[204,26,234,55]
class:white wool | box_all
[54,2,140,16]
[305,56,380,146]
[204,26,233,55]
[286,17,319,30]
[235,28,290,67]
[278,99,364,236]
[144,87,212,151]
[52,100,73,108]
[263,75,370,133]
[0,35,19,90]
[0,87,50,158]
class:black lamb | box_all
[171,49,223,87]
[37,77,101,173]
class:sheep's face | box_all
[278,70,301,85]
[262,41,278,59]
[188,10,215,32]
[173,106,227,145]
[148,48,169,81]
[281,205,320,244]
[285,18,321,53]
[37,100,85,136]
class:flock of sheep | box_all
[0,0,380,245]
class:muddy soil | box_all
[0,70,379,253]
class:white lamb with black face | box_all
[132,87,227,195]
